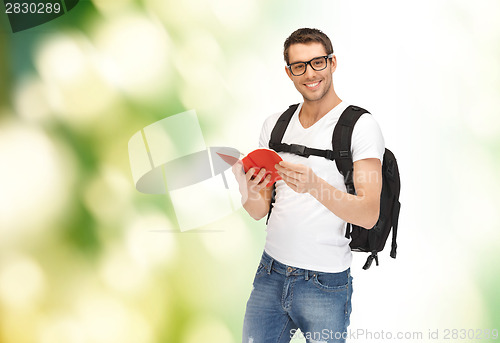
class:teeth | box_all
[306,81,319,88]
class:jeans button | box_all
[287,267,293,272]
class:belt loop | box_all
[267,258,274,275]
[305,269,309,281]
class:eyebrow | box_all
[288,54,332,64]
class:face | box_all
[285,42,336,103]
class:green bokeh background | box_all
[1,0,499,342]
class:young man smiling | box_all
[234,28,385,343]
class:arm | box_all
[275,158,382,229]
[243,184,273,221]
[232,162,274,221]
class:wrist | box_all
[307,176,324,198]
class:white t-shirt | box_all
[259,101,385,272]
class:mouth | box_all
[304,80,321,89]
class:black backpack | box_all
[267,104,401,270]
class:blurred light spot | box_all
[35,32,117,124]
[37,33,87,83]
[38,317,85,343]
[76,296,153,343]
[2,309,40,343]
[209,0,257,29]
[173,30,225,109]
[461,91,500,140]
[93,14,171,100]
[83,165,133,225]
[182,315,233,343]
[199,217,251,260]
[143,0,209,28]
[14,75,52,123]
[0,122,73,242]
[436,270,487,326]
[0,255,46,309]
[174,30,222,80]
[179,78,226,111]
[91,0,134,15]
[126,212,177,267]
[451,146,500,244]
[455,0,500,39]
[99,245,148,294]
[224,54,269,101]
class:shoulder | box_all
[337,104,382,134]
[356,111,381,129]
[262,111,284,129]
[259,104,301,148]
[340,104,379,131]
[261,103,301,133]
[350,107,385,162]
[259,111,282,144]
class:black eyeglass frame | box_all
[286,53,334,76]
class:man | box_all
[233,28,385,343]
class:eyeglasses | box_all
[287,53,334,76]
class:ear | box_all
[285,66,293,81]
[330,55,337,73]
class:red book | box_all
[216,148,282,187]
[242,149,282,187]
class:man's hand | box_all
[275,161,319,194]
[232,160,272,203]
[231,160,274,220]
[275,158,382,229]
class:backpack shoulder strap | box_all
[269,103,338,159]
[269,104,299,149]
[266,104,299,225]
[333,105,369,239]
[332,105,369,194]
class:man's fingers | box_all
[281,177,297,190]
[276,163,304,178]
[245,168,256,182]
[258,174,272,187]
[277,160,305,172]
[246,167,264,179]
[232,161,244,176]
[277,169,300,183]
[281,175,297,187]
[251,168,267,183]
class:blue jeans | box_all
[242,251,353,343]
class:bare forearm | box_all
[242,193,270,220]
[232,163,272,221]
[308,178,379,229]
[275,159,382,229]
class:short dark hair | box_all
[283,28,333,64]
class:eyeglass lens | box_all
[290,57,327,76]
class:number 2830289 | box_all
[5,2,62,14]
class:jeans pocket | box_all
[312,270,349,292]
[254,262,267,279]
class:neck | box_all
[300,85,342,123]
